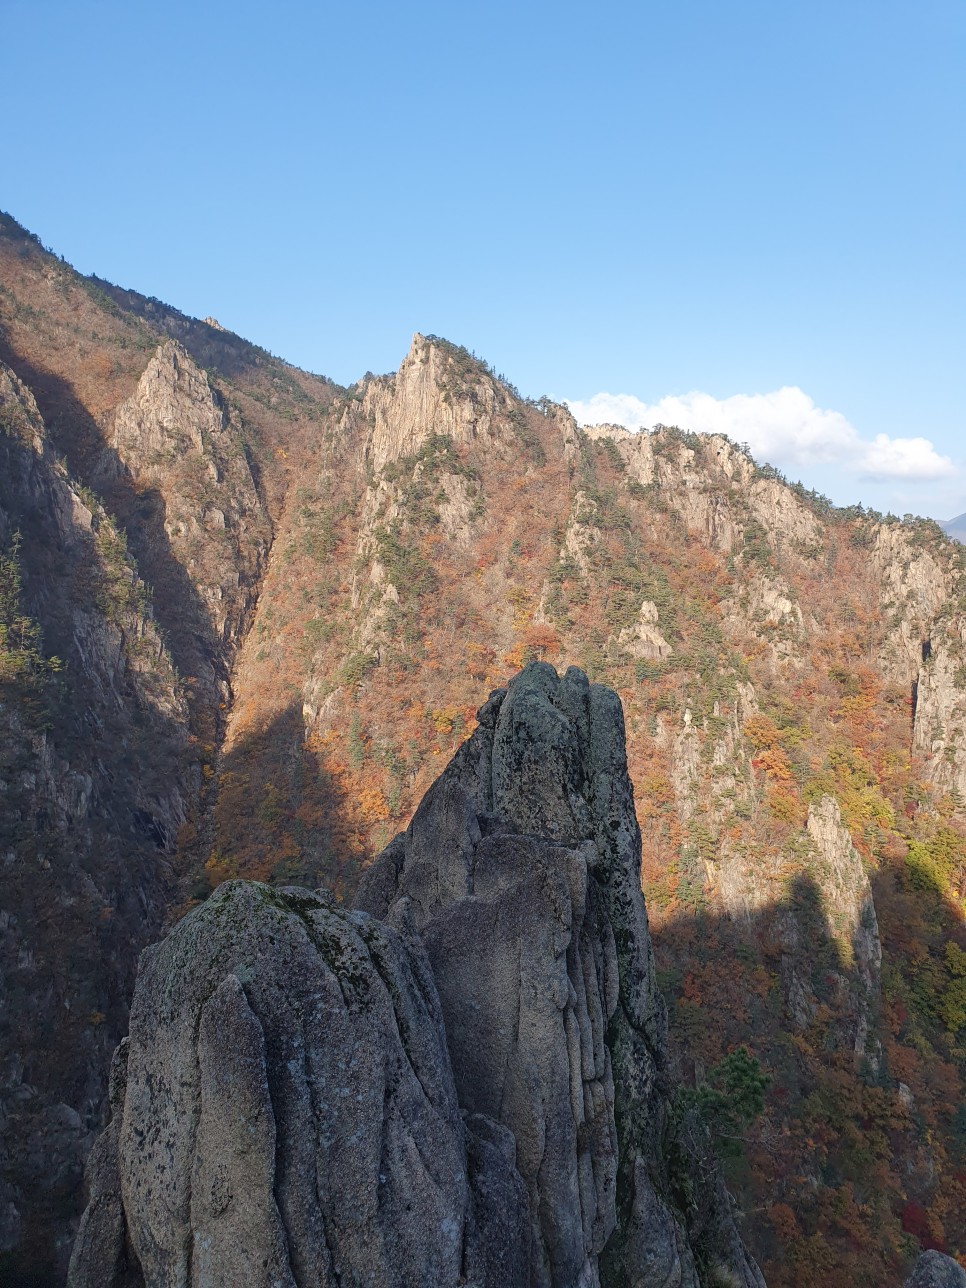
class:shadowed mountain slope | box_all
[0,212,340,1283]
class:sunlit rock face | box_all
[107,339,269,698]
[360,333,518,475]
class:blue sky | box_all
[3,1,963,518]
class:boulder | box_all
[906,1251,966,1287]
[68,882,526,1288]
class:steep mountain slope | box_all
[0,214,338,1284]
[215,336,966,1284]
[0,362,188,1279]
[3,212,966,1284]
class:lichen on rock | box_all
[69,881,526,1288]
[357,662,764,1288]
[905,1250,966,1288]
[70,664,764,1288]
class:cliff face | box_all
[104,338,270,703]
[869,523,966,802]
[0,362,189,1281]
[70,665,764,1288]
[361,334,524,473]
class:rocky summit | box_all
[68,663,763,1288]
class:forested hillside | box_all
[2,210,965,1285]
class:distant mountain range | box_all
[941,512,966,543]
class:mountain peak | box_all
[357,333,515,474]
[941,511,966,543]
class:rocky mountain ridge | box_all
[2,212,966,1284]
[104,338,269,705]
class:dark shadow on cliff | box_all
[645,859,966,1286]
[0,340,235,715]
[0,427,201,1285]
[194,700,366,905]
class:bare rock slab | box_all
[68,882,525,1288]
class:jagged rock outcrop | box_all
[561,490,603,578]
[104,340,270,698]
[71,665,763,1288]
[360,334,519,475]
[357,662,765,1288]
[614,600,673,661]
[804,795,882,1062]
[585,426,821,556]
[905,1251,966,1287]
[68,881,529,1288]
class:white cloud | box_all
[859,433,955,481]
[564,387,957,482]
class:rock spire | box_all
[69,665,764,1288]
